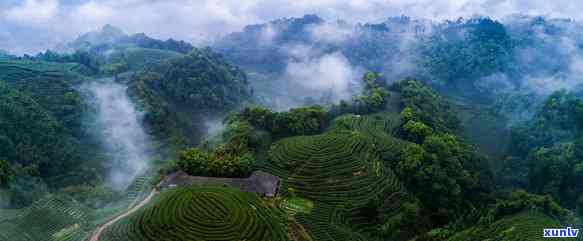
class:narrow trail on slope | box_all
[88,190,158,241]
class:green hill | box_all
[0,45,252,208]
[100,186,288,241]
[0,59,99,191]
[127,48,251,150]
[266,125,410,240]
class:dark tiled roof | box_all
[159,171,280,196]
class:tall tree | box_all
[0,160,14,187]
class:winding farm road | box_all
[88,190,158,241]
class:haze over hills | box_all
[213,14,583,113]
[2,6,583,241]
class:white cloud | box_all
[259,24,277,45]
[73,1,114,23]
[4,0,583,54]
[4,0,59,25]
[309,23,354,44]
[284,51,361,103]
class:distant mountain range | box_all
[55,24,194,55]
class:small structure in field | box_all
[159,171,280,197]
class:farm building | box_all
[159,171,281,197]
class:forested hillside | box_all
[0,28,251,210]
[127,47,251,151]
[0,58,99,207]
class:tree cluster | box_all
[329,72,392,117]
[0,83,86,181]
[240,105,328,137]
[176,147,252,178]
[128,48,252,149]
[35,50,102,75]
[175,116,262,178]
[395,96,491,224]
[0,160,14,187]
[502,90,583,211]
[353,72,390,111]
[421,18,514,89]
[393,79,459,133]
[479,190,571,224]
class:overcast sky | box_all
[1,0,581,55]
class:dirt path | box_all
[88,190,157,241]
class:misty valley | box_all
[2,5,583,241]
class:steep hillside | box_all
[0,35,251,209]
[127,47,251,150]
[0,59,100,191]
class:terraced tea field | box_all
[270,131,402,206]
[100,186,288,241]
[106,46,183,70]
[267,115,411,241]
[0,59,87,133]
[0,59,83,83]
[0,174,154,241]
[330,114,408,160]
[0,195,90,241]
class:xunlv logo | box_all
[543,227,579,238]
